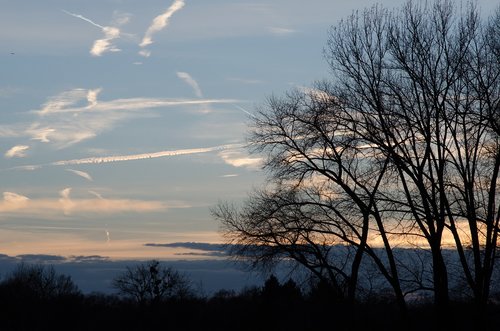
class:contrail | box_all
[5,143,245,171]
[52,144,244,166]
[62,9,104,29]
[233,104,256,118]
[66,169,93,181]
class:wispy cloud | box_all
[0,190,170,215]
[218,149,262,170]
[28,126,55,143]
[5,145,29,158]
[62,10,123,56]
[139,0,185,56]
[0,88,240,151]
[176,72,203,98]
[37,88,237,115]
[88,190,103,199]
[66,169,93,181]
[0,88,240,149]
[3,192,29,204]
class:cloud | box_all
[0,87,241,151]
[62,10,123,57]
[269,27,296,36]
[36,88,238,115]
[59,188,74,215]
[29,127,55,143]
[220,174,239,178]
[86,88,101,108]
[3,192,29,204]
[218,149,262,169]
[0,190,169,215]
[18,254,67,263]
[138,49,151,58]
[88,190,103,199]
[90,26,121,56]
[5,145,29,158]
[176,72,203,98]
[9,87,240,148]
[145,242,228,257]
[66,169,93,181]
[39,88,89,114]
[139,0,185,55]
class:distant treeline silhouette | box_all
[0,261,499,330]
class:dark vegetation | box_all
[1,261,500,330]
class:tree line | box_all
[1,261,500,330]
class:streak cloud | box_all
[139,0,185,56]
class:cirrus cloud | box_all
[139,0,185,56]
[5,145,29,158]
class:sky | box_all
[1,0,499,262]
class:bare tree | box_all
[113,260,192,305]
[214,0,500,309]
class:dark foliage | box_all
[0,264,499,330]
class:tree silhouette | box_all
[213,0,500,309]
[112,260,192,305]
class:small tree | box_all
[113,260,191,305]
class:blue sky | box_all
[1,0,498,260]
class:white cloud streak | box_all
[176,72,203,98]
[62,10,122,56]
[66,169,93,181]
[139,0,185,55]
[51,143,244,166]
[5,145,29,158]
